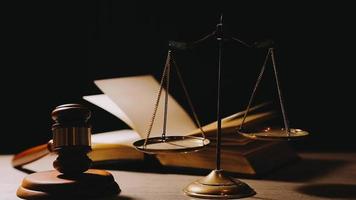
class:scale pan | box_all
[238,127,309,141]
[133,136,210,154]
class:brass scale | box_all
[133,15,309,199]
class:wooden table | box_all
[1,152,356,200]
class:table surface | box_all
[1,152,356,200]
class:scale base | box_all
[183,169,256,199]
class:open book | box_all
[13,75,298,175]
[82,75,298,175]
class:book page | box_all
[84,94,136,129]
[92,129,141,146]
[91,129,144,162]
[94,75,197,138]
[188,111,275,136]
[221,102,271,122]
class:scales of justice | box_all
[133,15,309,199]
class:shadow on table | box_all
[91,157,348,183]
[38,195,134,200]
[16,156,348,183]
[189,196,278,200]
[250,197,278,200]
[93,160,211,176]
[15,166,37,174]
[87,196,133,200]
[297,183,356,199]
[260,158,348,182]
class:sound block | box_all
[17,169,120,200]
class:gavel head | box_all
[51,104,92,175]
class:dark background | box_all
[1,1,355,153]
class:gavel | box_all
[51,103,92,174]
[16,104,120,199]
[12,104,93,173]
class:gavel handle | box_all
[12,140,53,168]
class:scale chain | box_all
[162,52,171,140]
[171,54,206,139]
[240,48,271,130]
[240,48,290,136]
[270,48,290,135]
[144,51,171,146]
[144,50,206,146]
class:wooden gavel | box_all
[12,104,93,174]
[51,103,93,174]
[15,104,120,199]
